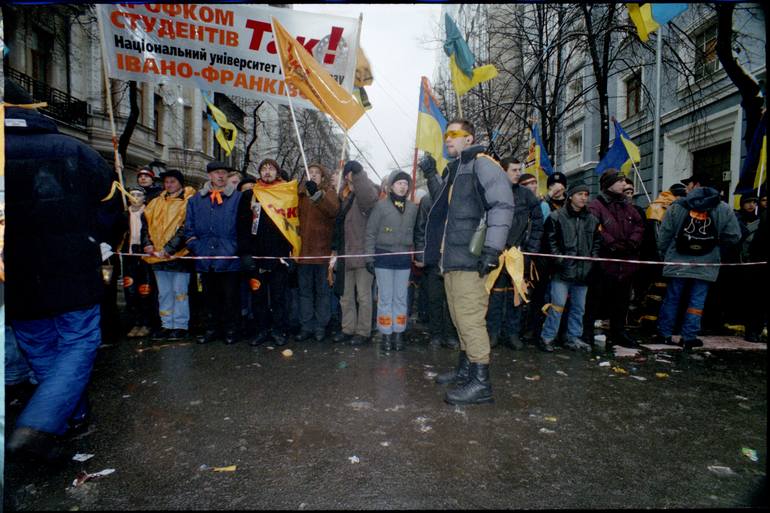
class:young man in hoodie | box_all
[652,173,741,349]
[331,161,380,346]
[585,169,645,349]
[237,158,295,347]
[184,161,242,345]
[419,119,514,405]
[296,163,340,342]
[142,169,196,341]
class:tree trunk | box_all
[117,81,139,165]
[715,3,764,149]
[242,102,263,175]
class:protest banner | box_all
[95,4,360,109]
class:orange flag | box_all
[271,17,365,131]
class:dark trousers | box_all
[122,248,157,328]
[298,264,332,332]
[425,265,457,339]
[200,271,240,334]
[250,264,289,335]
[585,273,633,338]
[487,272,521,338]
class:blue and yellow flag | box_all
[525,124,554,197]
[444,14,498,97]
[202,91,237,156]
[415,76,449,176]
[595,119,641,176]
[734,114,767,207]
[627,3,687,42]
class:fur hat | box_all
[547,171,567,188]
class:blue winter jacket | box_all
[183,181,241,272]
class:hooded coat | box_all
[365,171,419,269]
[657,187,741,282]
[4,107,115,320]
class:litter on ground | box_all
[71,469,115,488]
[72,454,95,462]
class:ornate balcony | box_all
[6,67,88,127]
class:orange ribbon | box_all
[210,190,223,205]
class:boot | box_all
[392,332,405,351]
[444,362,494,405]
[380,333,392,352]
[435,351,470,385]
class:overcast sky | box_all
[297,3,443,184]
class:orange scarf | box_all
[210,190,223,205]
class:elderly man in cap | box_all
[539,182,602,352]
[142,169,196,341]
[184,161,242,345]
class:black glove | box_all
[477,247,500,278]
[240,255,256,273]
[344,160,363,176]
[305,180,319,196]
[365,262,376,275]
[418,155,437,179]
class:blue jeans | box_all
[540,279,587,342]
[154,270,190,330]
[11,305,101,435]
[298,264,331,332]
[374,268,410,335]
[5,325,36,385]
[658,277,710,341]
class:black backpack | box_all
[676,208,718,255]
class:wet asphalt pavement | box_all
[4,327,767,510]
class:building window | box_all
[625,71,642,118]
[29,28,53,85]
[567,76,583,105]
[694,23,720,82]
[153,93,164,143]
[567,129,582,160]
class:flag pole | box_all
[651,25,663,198]
[455,89,463,118]
[96,13,127,211]
[410,146,418,202]
[336,130,348,194]
[630,160,653,205]
[755,150,766,216]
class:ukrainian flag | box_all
[444,14,498,97]
[415,76,449,177]
[596,119,641,176]
[202,91,237,156]
[627,3,688,42]
[734,113,767,207]
[525,124,554,197]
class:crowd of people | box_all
[3,79,767,459]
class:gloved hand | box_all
[240,255,256,273]
[365,262,376,275]
[477,247,500,278]
[305,180,319,196]
[418,154,437,179]
[343,160,363,176]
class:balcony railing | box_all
[6,67,88,127]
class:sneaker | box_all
[681,338,704,350]
[651,334,675,345]
[126,326,140,338]
[538,338,555,353]
[565,338,592,352]
[166,329,188,341]
[151,328,170,341]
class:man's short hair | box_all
[447,118,474,139]
[500,157,521,170]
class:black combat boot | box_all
[435,351,470,385]
[444,362,493,405]
[380,333,392,352]
[392,332,405,351]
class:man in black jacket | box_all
[4,80,115,461]
[486,157,543,350]
[539,182,602,352]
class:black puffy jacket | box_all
[5,107,115,320]
[544,203,602,284]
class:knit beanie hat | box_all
[390,170,412,186]
[599,169,625,191]
[566,182,589,198]
[518,173,536,184]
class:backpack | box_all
[676,208,718,256]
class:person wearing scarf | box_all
[364,170,419,352]
[123,187,155,339]
[183,161,242,345]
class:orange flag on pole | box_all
[272,17,365,131]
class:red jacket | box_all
[588,192,644,281]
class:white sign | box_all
[95,4,360,108]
